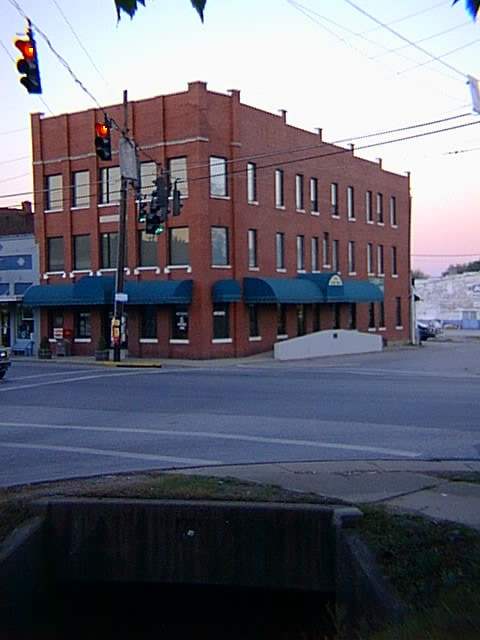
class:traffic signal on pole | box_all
[95,120,112,161]
[145,174,169,235]
[14,29,42,94]
[137,199,148,223]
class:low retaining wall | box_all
[274,330,383,360]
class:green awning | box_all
[298,273,344,302]
[342,280,384,303]
[243,277,323,304]
[212,279,242,302]
[24,283,75,307]
[125,280,193,305]
[24,276,115,307]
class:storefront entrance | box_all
[0,308,10,347]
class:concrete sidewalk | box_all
[174,459,480,530]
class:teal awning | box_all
[298,273,345,302]
[342,280,384,303]
[212,279,241,302]
[243,277,323,304]
[24,276,114,307]
[125,280,193,305]
[24,283,75,307]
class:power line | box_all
[362,1,447,32]
[0,156,29,166]
[0,127,28,136]
[343,0,467,79]
[444,145,480,155]
[413,253,480,257]
[398,39,480,76]
[0,172,31,185]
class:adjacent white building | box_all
[415,272,480,329]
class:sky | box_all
[0,0,479,276]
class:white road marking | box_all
[0,369,162,393]
[6,369,89,381]
[0,421,421,458]
[0,442,220,466]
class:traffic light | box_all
[137,199,148,223]
[95,119,112,161]
[14,29,42,94]
[145,209,164,235]
[172,180,183,216]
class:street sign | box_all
[119,137,138,181]
[115,292,128,303]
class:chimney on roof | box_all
[349,143,355,155]
[377,157,383,169]
[315,128,323,141]
[279,109,287,124]
[21,201,32,214]
[228,89,240,102]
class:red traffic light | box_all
[14,38,35,60]
[95,122,110,138]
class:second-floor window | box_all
[248,229,258,268]
[366,190,373,223]
[275,169,284,207]
[140,162,157,200]
[139,231,157,267]
[378,244,384,275]
[392,246,398,276]
[168,157,188,197]
[295,174,304,211]
[211,226,229,266]
[367,242,374,274]
[247,162,257,203]
[101,232,118,269]
[296,235,305,271]
[323,232,330,266]
[376,192,384,224]
[72,171,89,208]
[332,239,339,272]
[169,227,190,266]
[310,177,318,213]
[99,166,121,205]
[47,236,64,272]
[347,186,355,220]
[276,232,285,270]
[331,182,338,215]
[210,156,228,197]
[311,237,319,271]
[348,240,356,273]
[73,235,91,270]
[45,174,63,211]
[390,196,397,226]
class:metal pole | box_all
[113,90,129,362]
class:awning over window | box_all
[298,273,383,303]
[24,276,115,307]
[23,283,76,307]
[125,280,193,305]
[243,277,324,304]
[298,273,345,302]
[342,280,384,303]
[212,279,242,303]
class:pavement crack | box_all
[368,482,443,505]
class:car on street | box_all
[0,348,11,379]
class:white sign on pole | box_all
[119,137,139,181]
[467,76,480,114]
[115,292,128,303]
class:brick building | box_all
[24,81,411,358]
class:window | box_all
[390,196,397,226]
[396,297,402,327]
[248,229,257,268]
[275,169,284,208]
[366,190,373,223]
[169,227,190,266]
[296,304,306,336]
[367,243,374,274]
[295,174,304,210]
[247,162,257,203]
[139,230,157,267]
[75,311,91,338]
[333,304,341,330]
[348,241,356,274]
[310,178,318,212]
[378,244,384,275]
[211,227,229,266]
[392,246,398,276]
[47,237,64,272]
[379,302,385,328]
[210,156,228,197]
[48,310,63,339]
[331,182,338,215]
[347,186,355,220]
[16,306,33,340]
[168,157,188,197]
[276,232,285,270]
[323,232,330,266]
[171,305,189,340]
[213,303,230,339]
[349,303,357,330]
[73,235,91,270]
[101,232,118,269]
[332,239,339,272]
[368,303,376,329]
[376,192,384,224]
[296,235,305,271]
[311,237,319,272]
[72,171,89,208]
[248,304,259,337]
[140,162,157,200]
[313,304,321,332]
[45,174,63,211]
[141,307,157,339]
[99,166,121,204]
[277,304,287,336]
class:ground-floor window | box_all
[248,304,259,338]
[16,306,34,339]
[368,303,376,329]
[379,302,385,328]
[213,303,230,339]
[171,305,189,340]
[333,304,341,330]
[0,308,10,347]
[75,311,91,338]
[277,304,287,336]
[48,310,64,339]
[349,303,357,330]
[396,297,402,327]
[296,304,306,336]
[141,306,157,339]
[313,304,321,332]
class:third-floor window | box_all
[45,174,63,211]
[248,229,258,268]
[276,232,285,270]
[296,235,305,271]
[295,174,304,211]
[390,195,397,226]
[210,156,228,197]
[376,192,384,224]
[99,166,121,205]
[72,171,89,208]
[275,169,284,208]
[168,157,188,197]
[347,186,355,220]
[139,162,157,200]
[211,226,229,266]
[247,162,257,203]
[310,177,318,213]
[331,182,338,215]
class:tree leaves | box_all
[452,0,480,20]
[115,0,207,21]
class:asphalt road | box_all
[0,341,479,487]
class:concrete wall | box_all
[274,329,383,360]
[415,273,480,328]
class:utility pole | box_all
[112,90,129,362]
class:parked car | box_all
[0,348,11,379]
[417,322,430,342]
